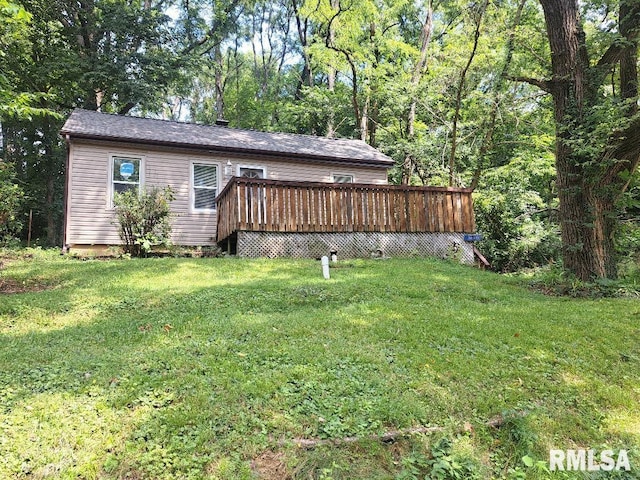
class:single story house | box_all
[61,109,476,260]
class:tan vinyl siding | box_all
[67,142,118,246]
[66,139,389,247]
[257,160,386,184]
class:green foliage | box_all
[2,117,66,245]
[615,175,640,281]
[474,148,561,272]
[279,84,357,137]
[17,0,180,114]
[0,0,58,120]
[1,0,560,265]
[490,411,541,476]
[616,220,640,282]
[396,438,480,480]
[525,263,640,298]
[2,0,637,274]
[428,438,480,480]
[113,186,175,257]
[0,162,25,244]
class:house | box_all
[61,109,476,261]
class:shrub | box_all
[474,190,561,272]
[396,437,481,480]
[473,152,560,272]
[616,220,640,281]
[113,186,174,257]
[0,162,25,245]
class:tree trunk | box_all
[538,0,640,280]
[619,0,638,113]
[589,192,618,278]
[369,97,378,147]
[541,0,610,280]
[292,0,313,100]
[326,0,339,138]
[46,173,56,245]
[448,0,487,186]
[214,43,225,120]
[323,3,361,139]
[44,121,63,246]
[327,66,336,138]
[402,1,433,185]
[470,0,526,190]
[360,95,369,142]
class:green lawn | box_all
[0,250,638,479]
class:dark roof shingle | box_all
[61,109,393,167]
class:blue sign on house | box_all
[120,162,135,179]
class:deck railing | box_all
[215,177,475,242]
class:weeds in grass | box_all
[519,263,640,297]
[395,437,481,480]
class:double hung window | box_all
[193,163,219,211]
[111,156,142,204]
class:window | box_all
[332,174,354,183]
[238,166,266,179]
[192,163,218,211]
[112,156,142,202]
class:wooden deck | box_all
[215,178,475,244]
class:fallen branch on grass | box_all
[285,426,445,449]
[284,411,527,449]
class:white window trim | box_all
[237,164,267,179]
[331,173,355,183]
[108,154,145,208]
[191,160,221,213]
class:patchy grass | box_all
[0,249,638,479]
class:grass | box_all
[0,249,639,479]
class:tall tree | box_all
[526,0,640,279]
[469,0,528,190]
[1,0,68,244]
[2,0,186,244]
[401,0,432,184]
[447,0,487,186]
[55,0,181,114]
[0,0,54,119]
[0,1,33,242]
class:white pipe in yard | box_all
[321,256,330,279]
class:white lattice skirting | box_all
[236,231,474,263]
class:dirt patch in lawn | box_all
[0,277,54,294]
[250,451,291,480]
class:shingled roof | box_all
[61,109,394,167]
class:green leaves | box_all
[474,145,560,272]
[0,162,25,244]
[113,186,175,257]
[0,1,60,121]
[396,438,481,480]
